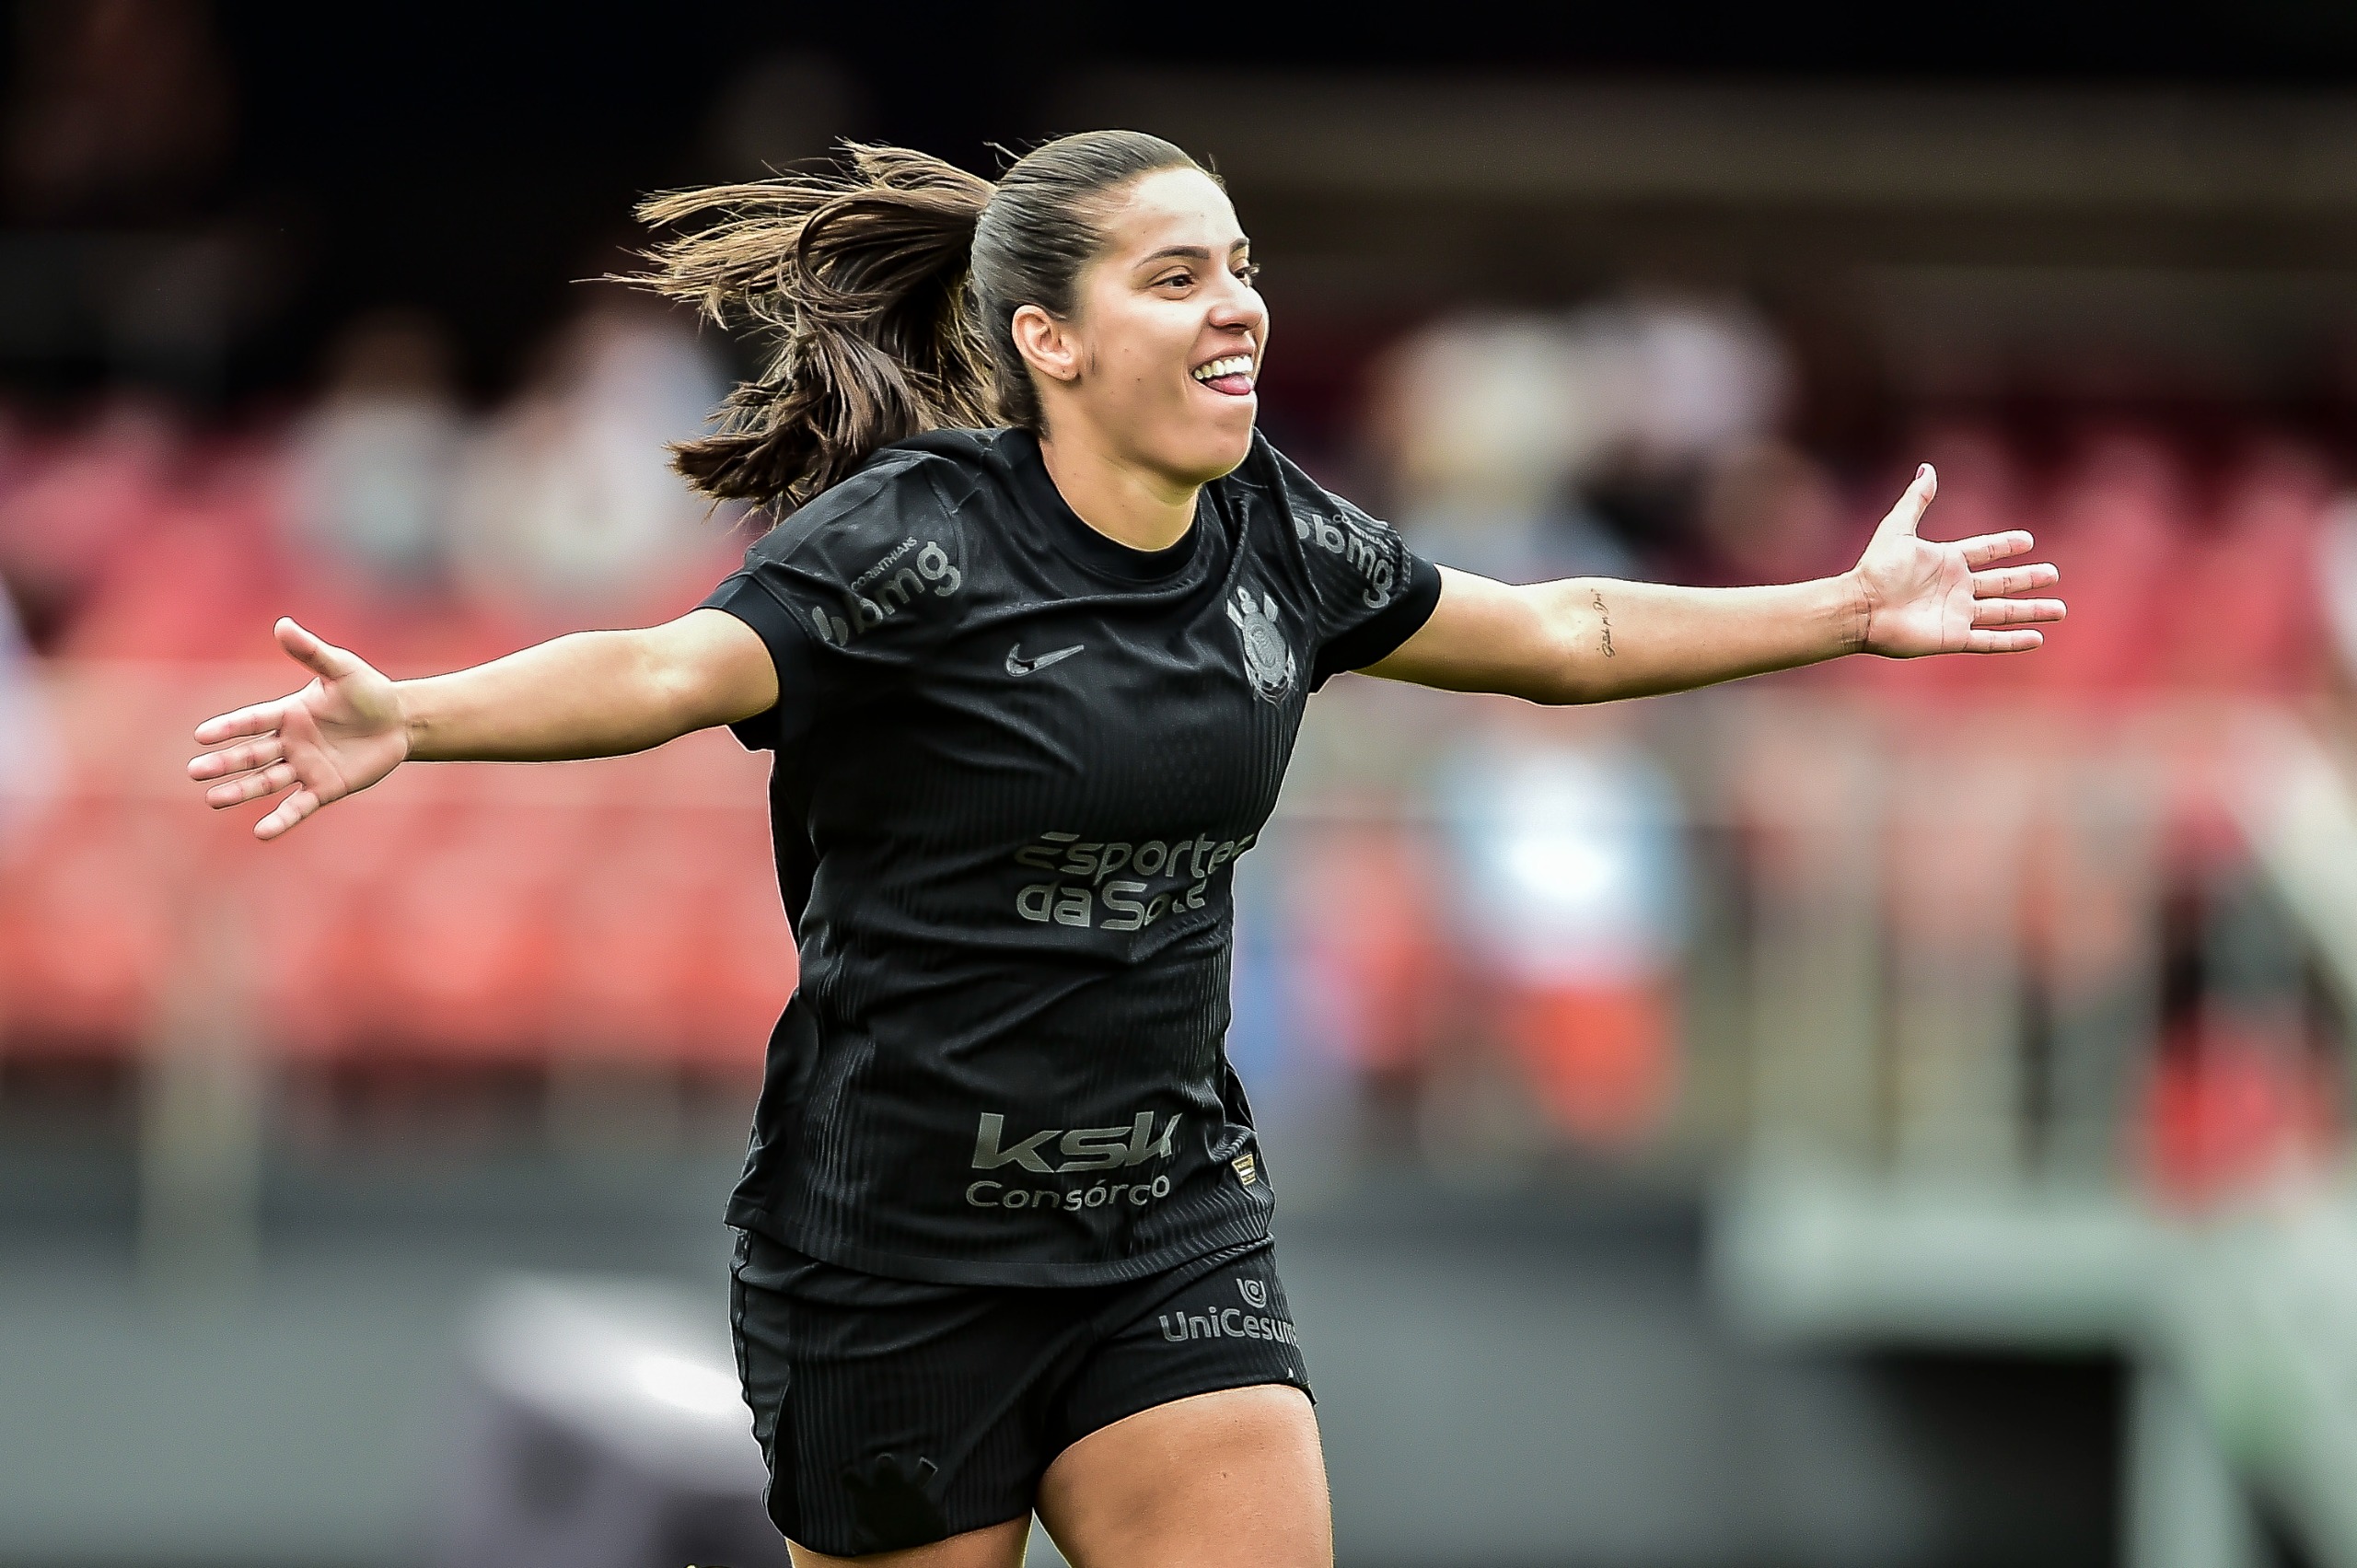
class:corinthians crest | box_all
[1226,585,1295,703]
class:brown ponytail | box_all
[634,145,995,514]
[634,131,1208,518]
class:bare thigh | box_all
[1037,1384,1330,1568]
[772,1385,1325,1568]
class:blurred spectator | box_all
[2319,493,2357,684]
[285,309,467,592]
[2033,427,2191,697]
[1591,294,1791,472]
[1437,727,1688,1146]
[0,583,59,859]
[449,301,731,612]
[1368,293,1790,584]
[2171,437,2330,695]
[1571,294,1791,577]
[1367,314,1632,584]
[1693,439,1846,586]
[0,400,178,649]
[3,0,233,224]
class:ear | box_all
[1010,303,1082,386]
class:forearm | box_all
[1367,467,2058,703]
[1535,573,1870,703]
[399,628,715,762]
[1368,565,1871,705]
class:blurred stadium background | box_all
[7,4,2357,1565]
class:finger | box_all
[1874,463,1938,541]
[207,761,297,809]
[193,700,289,746]
[1966,628,2044,654]
[254,788,320,841]
[1959,531,2036,568]
[275,617,361,682]
[1970,563,2059,598]
[1972,598,2067,627]
[187,736,286,782]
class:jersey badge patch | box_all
[1226,586,1296,704]
[1231,1151,1260,1186]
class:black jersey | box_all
[700,426,1439,1285]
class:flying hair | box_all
[632,131,1209,519]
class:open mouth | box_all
[1190,354,1256,397]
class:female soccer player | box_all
[187,133,2061,1567]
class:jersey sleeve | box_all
[698,569,820,751]
[1260,442,1443,690]
[696,455,973,750]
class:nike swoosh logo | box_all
[1006,643,1085,677]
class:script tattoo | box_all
[1592,589,1616,657]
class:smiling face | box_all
[1011,166,1268,490]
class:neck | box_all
[1035,427,1199,553]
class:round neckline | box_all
[1004,429,1206,585]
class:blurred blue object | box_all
[1438,735,1689,986]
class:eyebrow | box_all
[1136,238,1251,266]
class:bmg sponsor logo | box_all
[964,1109,1181,1213]
[1295,507,1396,609]
[807,536,962,645]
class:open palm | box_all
[1855,466,2065,657]
[186,618,409,840]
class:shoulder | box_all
[724,436,1015,652]
[1219,431,1406,607]
[1217,431,1378,547]
[745,436,993,569]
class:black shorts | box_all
[728,1227,1313,1558]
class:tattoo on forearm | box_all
[1592,589,1616,656]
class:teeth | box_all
[1192,355,1254,382]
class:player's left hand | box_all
[1850,464,2065,656]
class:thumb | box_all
[1875,463,1939,542]
[275,617,362,681]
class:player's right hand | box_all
[186,618,409,840]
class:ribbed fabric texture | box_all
[730,1228,1308,1556]
[701,428,1441,1286]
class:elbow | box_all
[629,630,714,744]
[1485,640,1606,707]
[1531,667,1610,707]
[1526,583,1613,705]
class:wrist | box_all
[1834,570,1875,656]
[394,679,426,762]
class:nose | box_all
[1208,277,1263,336]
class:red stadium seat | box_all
[1283,822,1447,1079]
[673,842,798,1072]
[544,806,794,1071]
[2165,440,2329,695]
[1494,981,1677,1147]
[239,792,420,1060]
[2138,1014,2337,1208]
[2031,430,2193,699]
[0,800,186,1055]
[549,808,714,1061]
[367,805,573,1063]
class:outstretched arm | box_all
[1363,465,2064,703]
[187,609,778,840]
